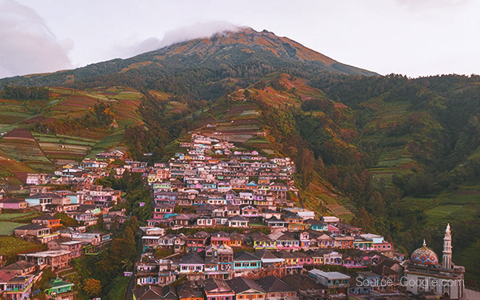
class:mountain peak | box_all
[163,27,337,66]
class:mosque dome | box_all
[411,240,439,266]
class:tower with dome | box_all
[402,224,465,299]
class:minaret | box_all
[442,223,452,269]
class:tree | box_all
[366,191,386,218]
[121,258,133,272]
[83,278,102,297]
[154,248,173,258]
[54,213,78,226]
[200,100,207,112]
[351,208,376,234]
[296,147,315,188]
[97,214,105,230]
[111,215,120,231]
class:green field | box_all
[104,273,130,299]
[421,194,480,227]
[401,192,480,225]
[0,222,26,235]
[217,124,259,130]
[456,240,480,287]
[0,212,38,221]
[239,109,260,117]
[0,236,44,262]
[88,129,126,158]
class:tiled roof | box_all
[282,273,327,290]
[204,278,233,293]
[15,223,49,231]
[0,197,25,203]
[133,285,163,300]
[234,251,259,261]
[33,214,59,221]
[257,275,293,293]
[227,277,265,294]
[180,252,204,264]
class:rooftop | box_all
[23,250,71,258]
[309,269,350,280]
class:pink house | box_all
[276,233,301,251]
[295,251,313,266]
[241,205,259,217]
[373,241,394,250]
[0,197,27,210]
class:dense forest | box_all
[2,85,50,100]
[304,74,480,286]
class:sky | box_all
[1,0,479,79]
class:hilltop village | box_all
[0,133,469,300]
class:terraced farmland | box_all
[33,133,99,165]
[0,86,147,171]
[0,129,53,172]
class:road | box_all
[125,231,143,300]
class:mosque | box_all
[402,224,465,299]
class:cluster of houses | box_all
[0,183,126,299]
[12,149,150,188]
[0,216,116,300]
[0,132,471,300]
[133,263,406,300]
[131,134,412,300]
[0,257,77,300]
[0,184,122,223]
[0,197,123,300]
[0,149,142,299]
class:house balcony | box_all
[137,270,160,276]
[5,280,33,294]
[46,291,77,299]
[39,232,60,238]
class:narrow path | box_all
[125,230,143,300]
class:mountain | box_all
[0,27,376,91]
[1,28,480,286]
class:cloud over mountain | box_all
[122,21,240,58]
[0,0,72,78]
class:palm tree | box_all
[121,258,133,272]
